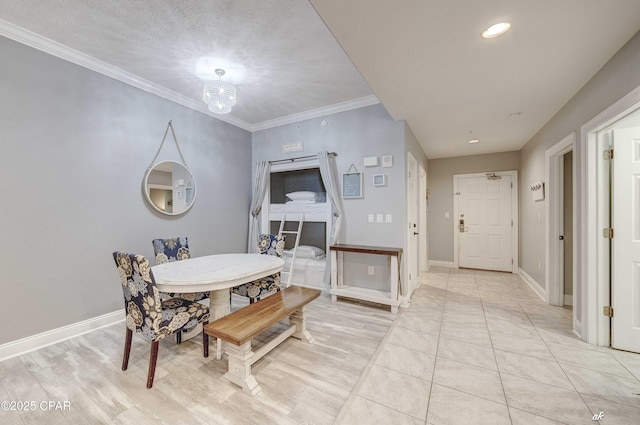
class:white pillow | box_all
[295,245,326,258]
[285,191,318,201]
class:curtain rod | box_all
[269,152,337,165]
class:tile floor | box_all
[336,267,640,425]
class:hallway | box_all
[338,267,640,424]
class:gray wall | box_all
[427,152,520,263]
[0,36,252,345]
[252,104,415,290]
[519,30,640,290]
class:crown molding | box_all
[250,95,380,131]
[0,18,377,133]
[0,19,254,131]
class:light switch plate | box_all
[385,214,392,223]
[376,214,383,223]
[368,214,374,223]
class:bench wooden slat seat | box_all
[204,286,320,395]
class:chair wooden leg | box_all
[249,298,255,304]
[202,321,209,358]
[122,328,133,371]
[146,341,159,389]
[176,331,182,344]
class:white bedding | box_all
[270,202,328,214]
[282,256,327,290]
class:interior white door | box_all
[407,152,419,297]
[458,174,513,272]
[611,127,640,353]
[419,166,428,273]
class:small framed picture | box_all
[372,174,386,187]
[342,172,363,198]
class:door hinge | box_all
[603,228,614,239]
[603,149,614,160]
[603,306,614,317]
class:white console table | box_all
[329,244,402,313]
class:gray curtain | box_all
[318,151,344,282]
[247,161,270,253]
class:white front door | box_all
[611,127,640,353]
[457,174,513,272]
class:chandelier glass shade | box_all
[203,69,236,114]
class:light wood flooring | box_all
[2,269,640,424]
[0,292,394,425]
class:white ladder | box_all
[278,213,304,287]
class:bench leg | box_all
[223,341,261,396]
[290,306,315,343]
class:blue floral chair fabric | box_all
[232,234,285,303]
[152,237,208,302]
[113,251,210,389]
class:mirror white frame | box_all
[143,160,197,215]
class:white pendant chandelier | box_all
[203,69,236,114]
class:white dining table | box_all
[152,253,284,358]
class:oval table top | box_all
[151,253,285,293]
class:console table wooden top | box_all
[330,244,402,257]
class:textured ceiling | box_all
[1,1,640,158]
[0,0,373,126]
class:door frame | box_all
[452,170,519,272]
[580,83,640,345]
[405,151,420,304]
[419,165,428,274]
[545,133,576,306]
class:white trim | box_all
[564,295,574,306]
[545,133,576,306]
[453,170,519,272]
[518,268,546,301]
[251,95,380,131]
[580,83,640,345]
[428,260,455,268]
[0,19,379,133]
[0,310,124,362]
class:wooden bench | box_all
[204,286,320,395]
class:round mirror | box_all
[143,160,196,215]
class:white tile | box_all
[494,349,574,390]
[358,365,431,419]
[436,336,497,370]
[500,373,593,424]
[338,396,424,425]
[432,357,505,404]
[426,384,510,425]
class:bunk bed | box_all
[261,159,332,291]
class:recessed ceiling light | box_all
[508,112,521,119]
[482,22,511,39]
[468,139,480,144]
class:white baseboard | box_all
[564,294,574,306]
[428,260,455,269]
[518,268,546,301]
[0,310,124,362]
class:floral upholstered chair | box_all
[232,234,285,304]
[112,251,210,389]
[152,237,209,303]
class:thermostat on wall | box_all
[363,156,379,167]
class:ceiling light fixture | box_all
[482,22,511,39]
[203,69,236,114]
[467,131,480,144]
